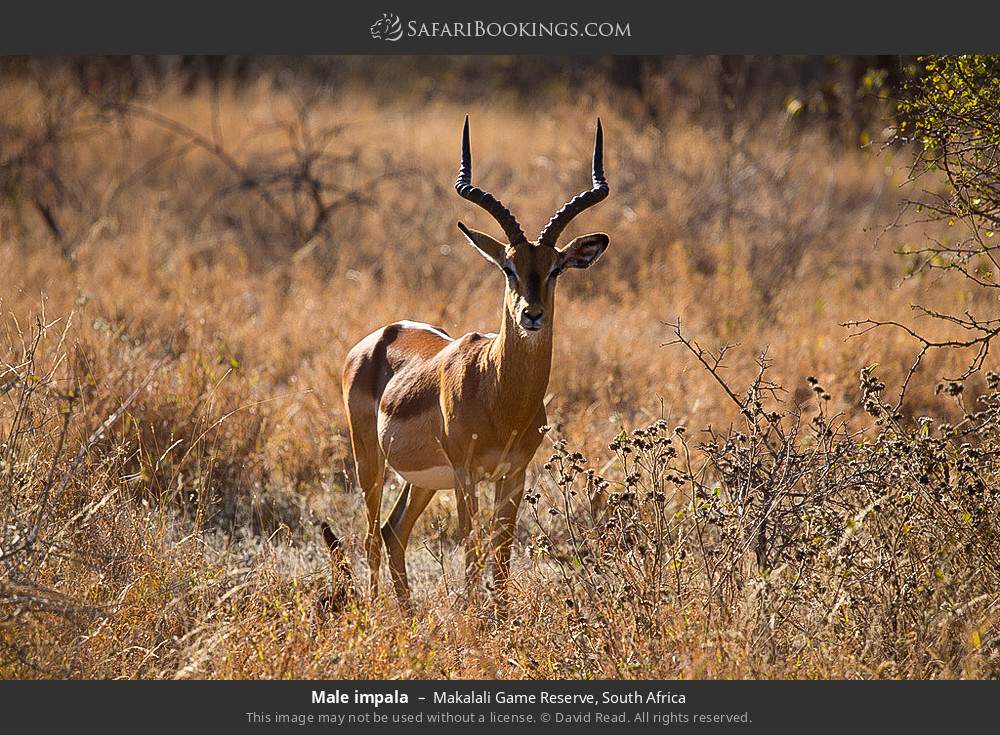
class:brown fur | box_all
[339,121,610,606]
[340,230,609,606]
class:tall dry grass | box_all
[2,61,997,678]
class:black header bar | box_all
[2,1,1000,54]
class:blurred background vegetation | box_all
[5,55,1000,679]
[2,54,906,131]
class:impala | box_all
[339,116,611,605]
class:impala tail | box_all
[319,522,357,613]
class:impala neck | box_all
[488,302,553,424]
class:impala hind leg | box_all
[382,482,437,607]
[350,441,386,599]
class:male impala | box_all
[340,116,610,605]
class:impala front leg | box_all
[491,470,526,605]
[454,470,483,597]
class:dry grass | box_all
[2,61,998,679]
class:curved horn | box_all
[538,118,609,247]
[455,116,527,245]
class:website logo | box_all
[370,13,403,42]
[367,16,631,43]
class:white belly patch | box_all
[395,465,455,490]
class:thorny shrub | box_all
[527,327,1000,677]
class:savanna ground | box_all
[3,56,1000,678]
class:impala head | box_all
[455,116,610,335]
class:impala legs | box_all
[356,455,525,608]
[383,472,525,607]
[346,423,386,599]
[454,471,484,597]
[490,470,526,601]
[381,482,437,606]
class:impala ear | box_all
[557,233,610,270]
[458,222,507,267]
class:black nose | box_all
[521,307,545,330]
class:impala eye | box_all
[502,265,518,282]
[548,267,563,280]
